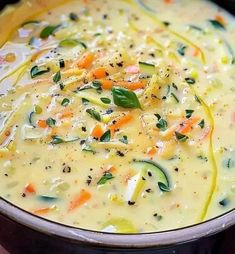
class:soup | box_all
[0,0,234,233]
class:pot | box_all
[0,1,234,253]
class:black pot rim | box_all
[0,197,234,248]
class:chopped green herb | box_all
[195,95,201,104]
[219,198,229,207]
[112,87,142,109]
[46,117,56,128]
[53,71,61,83]
[69,12,78,21]
[156,118,168,131]
[163,21,170,27]
[119,135,128,144]
[177,44,187,56]
[185,77,196,85]
[158,182,170,192]
[100,130,111,142]
[198,119,205,129]
[171,93,179,103]
[175,132,188,142]
[59,83,65,90]
[40,24,61,39]
[82,98,89,105]
[38,195,58,202]
[97,172,114,185]
[154,114,161,121]
[100,97,111,104]
[28,111,35,127]
[59,59,65,68]
[51,135,79,145]
[78,80,102,93]
[30,66,50,78]
[209,20,225,30]
[189,25,203,32]
[86,108,101,121]
[81,143,96,154]
[185,109,194,119]
[59,39,87,49]
[61,98,70,107]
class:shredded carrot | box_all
[77,52,94,69]
[125,65,139,74]
[106,165,117,173]
[25,183,36,194]
[33,207,51,215]
[37,120,47,128]
[59,110,73,119]
[192,48,200,57]
[199,126,211,141]
[215,14,226,26]
[176,117,201,134]
[109,113,133,134]
[91,67,107,79]
[147,146,157,156]
[101,79,113,90]
[118,81,146,90]
[164,0,173,4]
[68,189,91,212]
[91,124,103,138]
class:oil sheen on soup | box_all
[0,0,234,233]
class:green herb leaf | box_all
[59,83,65,90]
[46,117,56,128]
[97,172,114,185]
[28,111,35,127]
[78,80,102,93]
[100,97,111,104]
[209,20,225,30]
[51,135,79,145]
[30,66,50,78]
[198,119,205,129]
[175,132,188,142]
[158,182,170,192]
[82,98,89,105]
[100,130,111,142]
[21,20,40,26]
[39,195,58,202]
[119,135,128,144]
[185,109,194,119]
[219,198,229,207]
[171,93,179,103]
[53,71,61,83]
[40,25,60,39]
[81,143,96,154]
[156,118,168,131]
[61,98,70,107]
[177,44,187,56]
[86,108,101,121]
[59,39,87,49]
[154,114,161,121]
[185,77,195,85]
[69,12,78,21]
[112,87,141,109]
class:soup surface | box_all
[0,0,234,233]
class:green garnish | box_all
[177,44,187,56]
[30,66,50,78]
[100,97,111,104]
[59,39,87,49]
[38,195,58,202]
[78,81,102,93]
[175,132,188,142]
[219,198,229,207]
[69,12,78,21]
[82,98,89,105]
[51,135,79,145]
[61,98,70,107]
[185,77,196,85]
[158,182,170,192]
[53,71,61,83]
[185,109,194,119]
[81,143,96,154]
[156,118,168,131]
[112,87,141,109]
[198,119,205,129]
[46,117,56,128]
[195,95,201,104]
[40,24,61,39]
[28,111,36,127]
[97,172,114,185]
[100,130,111,142]
[189,25,203,32]
[209,20,225,30]
[86,108,101,121]
[119,135,128,144]
[171,93,179,103]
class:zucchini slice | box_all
[139,61,156,75]
[133,160,170,192]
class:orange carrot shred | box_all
[118,81,146,90]
[68,189,91,212]
[25,183,36,194]
[147,146,157,156]
[77,52,94,69]
[37,120,47,128]
[109,113,133,134]
[176,117,200,134]
[91,124,103,138]
[91,67,107,79]
[33,207,51,215]
[101,79,113,90]
[199,126,211,141]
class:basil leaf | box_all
[38,195,58,202]
[100,97,111,104]
[171,93,179,103]
[119,135,128,144]
[156,118,168,131]
[112,87,141,109]
[209,20,225,30]
[81,143,96,154]
[21,20,40,27]
[61,98,70,107]
[51,135,79,144]
[185,77,195,85]
[185,109,194,119]
[154,113,161,121]
[46,117,56,128]
[30,66,50,78]
[198,119,205,129]
[40,25,60,39]
[86,108,101,121]
[53,71,61,83]
[177,44,187,56]
[82,98,89,105]
[175,132,188,142]
[97,172,114,185]
[158,182,170,192]
[59,39,87,49]
[100,130,111,142]
[69,12,78,21]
